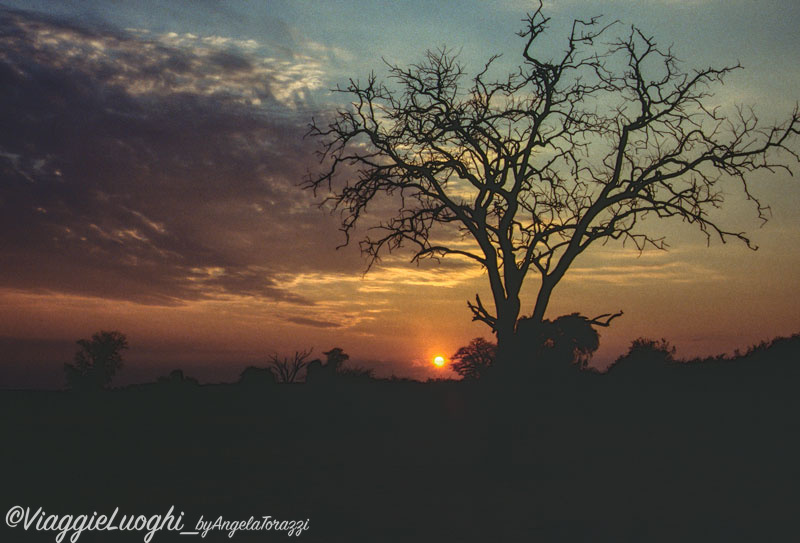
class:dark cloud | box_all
[206,50,254,72]
[284,316,343,329]
[0,7,355,305]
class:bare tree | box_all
[268,350,314,384]
[306,3,799,371]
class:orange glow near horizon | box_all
[1,1,800,393]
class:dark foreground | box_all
[3,345,800,542]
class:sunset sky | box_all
[1,0,799,388]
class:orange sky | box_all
[1,1,799,388]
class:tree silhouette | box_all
[306,2,799,373]
[323,347,349,371]
[524,313,600,368]
[239,366,278,387]
[451,337,497,380]
[64,330,128,390]
[268,350,314,383]
[157,369,199,387]
[306,347,348,383]
[609,337,677,379]
[452,316,598,381]
[306,348,373,383]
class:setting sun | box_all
[433,356,446,367]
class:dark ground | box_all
[2,339,800,542]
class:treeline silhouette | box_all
[58,327,800,395]
[3,331,799,541]
[54,323,800,395]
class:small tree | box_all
[323,347,350,372]
[451,337,497,380]
[609,337,677,379]
[269,349,314,383]
[64,330,129,390]
[239,366,278,387]
[307,347,368,383]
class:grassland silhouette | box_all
[3,330,800,541]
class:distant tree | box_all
[157,369,199,387]
[238,366,278,387]
[306,1,799,376]
[304,359,324,383]
[306,347,366,383]
[269,349,314,383]
[451,337,497,380]
[323,347,349,371]
[64,330,128,390]
[609,337,676,378]
[629,337,677,361]
[336,366,375,383]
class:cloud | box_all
[566,261,725,285]
[0,7,351,306]
[120,28,325,108]
[275,256,485,296]
[284,315,343,329]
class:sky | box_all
[1,0,799,388]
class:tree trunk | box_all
[492,294,522,379]
[486,301,528,470]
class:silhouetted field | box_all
[3,336,800,542]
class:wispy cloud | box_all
[277,258,484,295]
[284,315,342,329]
[567,261,725,285]
[4,14,324,110]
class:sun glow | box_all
[433,355,446,367]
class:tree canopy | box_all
[64,330,129,390]
[306,3,799,369]
[451,337,497,380]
